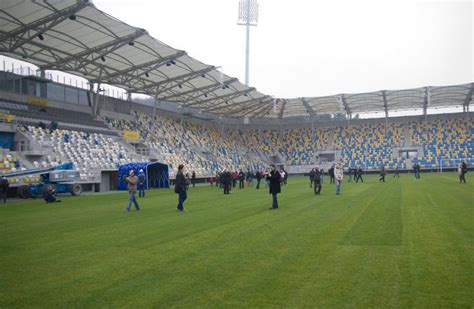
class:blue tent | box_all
[118,162,169,190]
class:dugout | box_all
[118,162,169,190]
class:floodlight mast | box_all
[238,0,258,86]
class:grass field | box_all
[1,173,473,308]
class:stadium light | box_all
[237,0,258,86]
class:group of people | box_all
[172,164,286,211]
[309,163,344,195]
[210,168,287,194]
[132,161,470,212]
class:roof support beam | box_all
[41,29,147,70]
[2,38,149,87]
[382,90,388,118]
[0,0,91,52]
[256,103,275,119]
[96,50,186,83]
[464,82,473,107]
[197,88,256,110]
[167,78,238,102]
[227,95,272,117]
[423,86,431,117]
[211,95,271,113]
[301,98,316,117]
[134,66,215,93]
[278,99,287,119]
[233,101,271,118]
[336,94,351,116]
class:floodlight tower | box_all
[238,0,258,86]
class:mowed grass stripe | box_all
[0,173,472,307]
[340,182,402,246]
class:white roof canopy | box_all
[1,0,472,119]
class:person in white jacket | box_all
[334,163,343,195]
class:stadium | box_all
[0,0,472,307]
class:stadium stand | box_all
[104,111,267,177]
[2,90,472,184]
[22,125,140,181]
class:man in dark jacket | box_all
[175,164,187,212]
[329,165,335,184]
[246,171,253,187]
[0,176,9,203]
[255,171,262,189]
[238,170,245,189]
[309,168,315,188]
[460,161,467,183]
[266,164,281,210]
[379,166,386,182]
[43,185,61,203]
[191,171,196,187]
[223,170,231,194]
[413,163,421,179]
[312,167,322,195]
[356,166,364,183]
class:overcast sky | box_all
[88,0,473,99]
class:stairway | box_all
[403,123,410,146]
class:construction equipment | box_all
[4,163,82,198]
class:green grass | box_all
[1,173,473,308]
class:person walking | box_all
[266,164,281,210]
[309,168,315,188]
[246,170,253,187]
[347,167,352,182]
[280,169,286,186]
[137,169,146,197]
[355,166,364,183]
[413,163,421,179]
[312,167,322,195]
[334,163,343,195]
[223,169,231,194]
[191,171,196,188]
[175,164,187,212]
[282,168,288,185]
[124,170,140,212]
[256,170,262,189]
[393,166,400,178]
[0,176,9,203]
[329,165,335,184]
[459,161,467,183]
[232,170,238,188]
[379,166,386,182]
[238,170,245,189]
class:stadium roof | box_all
[0,0,472,119]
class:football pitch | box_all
[1,173,472,308]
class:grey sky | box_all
[91,0,472,99]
